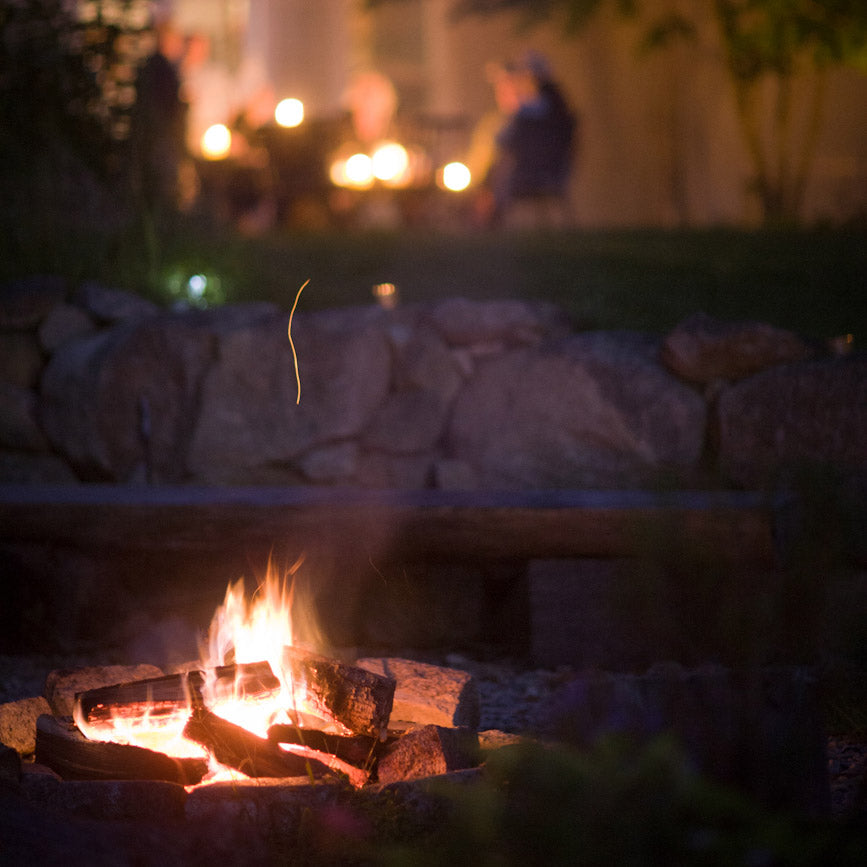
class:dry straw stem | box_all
[288,279,310,404]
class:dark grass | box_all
[5,218,865,342]
[148,225,867,340]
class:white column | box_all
[254,0,351,117]
[423,0,460,116]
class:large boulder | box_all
[391,324,465,406]
[72,282,159,325]
[446,332,707,489]
[0,452,79,484]
[424,297,571,347]
[37,303,97,353]
[717,357,867,488]
[661,312,813,384]
[187,307,391,483]
[363,387,449,455]
[40,316,214,481]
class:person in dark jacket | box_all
[485,52,577,227]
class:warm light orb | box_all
[201,123,231,159]
[344,152,374,187]
[441,161,471,192]
[275,97,304,128]
[372,141,409,183]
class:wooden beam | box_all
[0,485,781,564]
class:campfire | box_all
[32,565,479,791]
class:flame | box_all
[199,568,311,737]
[76,559,318,776]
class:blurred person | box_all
[478,52,577,228]
[344,70,398,144]
[466,59,523,226]
[129,15,188,216]
[224,77,279,235]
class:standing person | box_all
[129,16,188,218]
[482,52,577,228]
[522,50,578,215]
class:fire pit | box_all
[28,568,482,795]
[0,567,490,863]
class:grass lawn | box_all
[9,221,863,343]
[152,225,867,340]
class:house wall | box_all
[172,0,867,226]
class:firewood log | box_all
[35,714,207,784]
[76,662,279,724]
[267,725,388,768]
[182,706,332,779]
[76,654,393,739]
[280,646,395,738]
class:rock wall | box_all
[2,277,865,491]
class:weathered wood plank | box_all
[0,485,781,564]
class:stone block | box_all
[20,773,186,821]
[661,312,812,384]
[376,725,479,783]
[0,696,50,754]
[357,657,480,729]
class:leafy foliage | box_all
[0,0,153,275]
[379,737,867,866]
[0,0,150,178]
[449,0,867,222]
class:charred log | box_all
[77,662,279,725]
[76,655,393,739]
[267,725,390,768]
[35,714,206,784]
[281,646,395,738]
[182,707,332,779]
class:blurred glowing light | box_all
[372,141,409,184]
[201,124,231,159]
[275,98,304,128]
[372,282,398,309]
[441,161,471,192]
[344,153,374,187]
[187,274,207,299]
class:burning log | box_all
[267,725,387,768]
[182,706,333,780]
[76,662,280,725]
[281,646,395,739]
[35,714,207,785]
[76,654,393,740]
